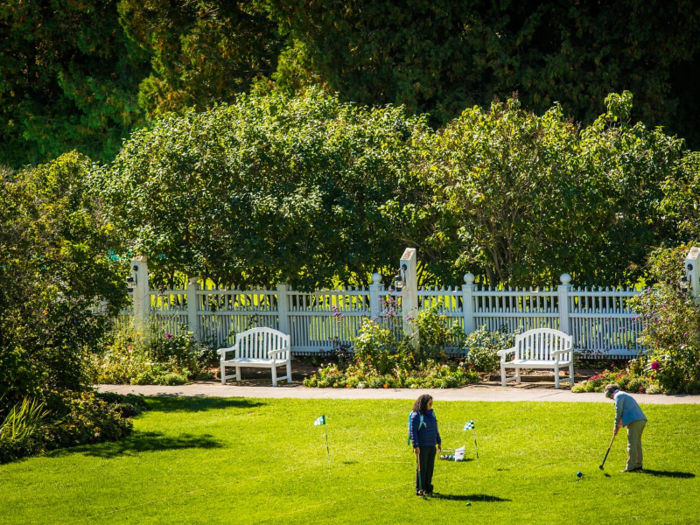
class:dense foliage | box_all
[266,0,700,146]
[0,152,127,417]
[88,323,215,386]
[0,0,149,166]
[5,0,700,167]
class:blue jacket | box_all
[410,409,441,448]
[614,391,647,428]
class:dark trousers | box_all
[416,446,437,493]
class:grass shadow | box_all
[638,469,695,479]
[432,493,511,502]
[145,396,266,413]
[45,431,224,459]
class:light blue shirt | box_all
[614,391,647,428]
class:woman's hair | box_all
[604,384,620,399]
[413,395,433,414]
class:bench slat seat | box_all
[217,327,292,387]
[497,328,575,389]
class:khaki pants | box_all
[626,419,646,471]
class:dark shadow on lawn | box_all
[433,493,511,503]
[45,431,223,459]
[146,397,266,413]
[637,469,695,479]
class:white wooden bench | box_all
[497,328,575,388]
[217,327,292,387]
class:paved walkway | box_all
[97,382,700,404]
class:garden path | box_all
[96,382,700,404]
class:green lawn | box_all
[1,397,698,524]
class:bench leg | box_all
[555,364,560,389]
[501,361,507,387]
[570,361,575,386]
[221,362,226,385]
[271,365,278,387]
[286,360,292,384]
[235,367,241,382]
[515,367,521,385]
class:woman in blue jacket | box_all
[410,394,442,496]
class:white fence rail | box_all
[121,259,644,358]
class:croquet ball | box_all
[577,472,583,478]
[466,502,472,506]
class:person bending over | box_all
[604,383,647,472]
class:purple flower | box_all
[166,333,172,339]
[651,361,660,371]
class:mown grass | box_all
[0,397,698,524]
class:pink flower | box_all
[166,333,172,339]
[651,361,660,371]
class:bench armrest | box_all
[497,347,515,360]
[551,348,575,358]
[269,347,291,359]
[217,344,238,360]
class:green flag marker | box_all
[314,415,326,426]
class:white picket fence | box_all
[121,264,643,358]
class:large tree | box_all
[95,89,439,290]
[424,92,689,287]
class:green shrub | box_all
[463,326,516,373]
[0,153,128,417]
[412,305,465,362]
[0,390,141,464]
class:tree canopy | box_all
[94,90,699,289]
[4,0,700,167]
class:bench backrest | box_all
[515,328,572,361]
[236,327,290,359]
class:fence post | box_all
[400,248,418,346]
[187,277,199,340]
[369,273,383,320]
[685,247,700,301]
[558,273,572,334]
[131,256,150,336]
[277,283,290,334]
[462,273,476,335]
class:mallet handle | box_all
[600,432,616,469]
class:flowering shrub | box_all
[304,308,482,388]
[571,364,660,394]
[89,322,214,385]
[629,244,700,394]
[303,359,479,389]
